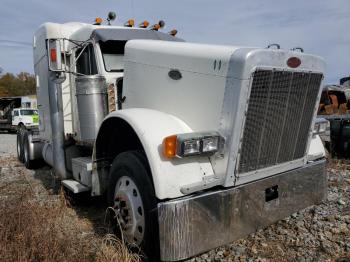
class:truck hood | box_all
[21,115,39,125]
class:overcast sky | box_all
[0,0,349,84]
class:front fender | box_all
[95,108,215,199]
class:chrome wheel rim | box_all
[113,176,145,245]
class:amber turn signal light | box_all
[163,135,177,158]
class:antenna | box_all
[131,0,135,18]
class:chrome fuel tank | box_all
[75,75,108,143]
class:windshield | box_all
[20,109,38,116]
[99,40,126,72]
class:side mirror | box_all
[47,39,64,72]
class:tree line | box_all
[0,72,36,97]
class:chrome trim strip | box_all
[158,160,326,261]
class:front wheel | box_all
[108,151,159,261]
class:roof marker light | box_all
[168,29,178,36]
[151,24,160,31]
[151,20,165,31]
[94,17,103,25]
[124,19,135,27]
[138,20,150,28]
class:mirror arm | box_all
[74,44,88,63]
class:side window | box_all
[76,44,98,75]
[14,111,19,116]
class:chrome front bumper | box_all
[158,160,327,261]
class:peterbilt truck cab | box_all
[18,17,328,261]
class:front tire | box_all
[107,151,159,261]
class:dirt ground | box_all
[0,133,140,262]
[0,132,349,262]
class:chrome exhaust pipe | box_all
[48,72,68,179]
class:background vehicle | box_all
[12,108,39,129]
[0,96,38,132]
[18,14,328,261]
[318,80,350,157]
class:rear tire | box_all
[16,128,25,163]
[107,150,159,261]
[23,130,36,169]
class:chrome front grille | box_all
[238,69,323,174]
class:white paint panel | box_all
[124,61,227,131]
[125,40,238,77]
[62,76,73,134]
[100,109,215,199]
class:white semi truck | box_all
[18,16,328,261]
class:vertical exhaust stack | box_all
[48,71,69,179]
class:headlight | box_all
[202,136,219,153]
[163,131,224,158]
[313,118,328,135]
[182,139,201,156]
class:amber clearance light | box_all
[124,19,135,27]
[139,20,150,28]
[94,17,103,25]
[287,57,301,68]
[168,29,178,36]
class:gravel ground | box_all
[0,133,349,261]
[187,161,350,262]
[0,132,16,156]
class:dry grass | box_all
[96,234,141,262]
[0,188,140,262]
[327,157,350,170]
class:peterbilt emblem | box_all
[287,57,301,68]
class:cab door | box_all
[12,110,20,125]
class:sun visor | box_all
[91,28,184,42]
